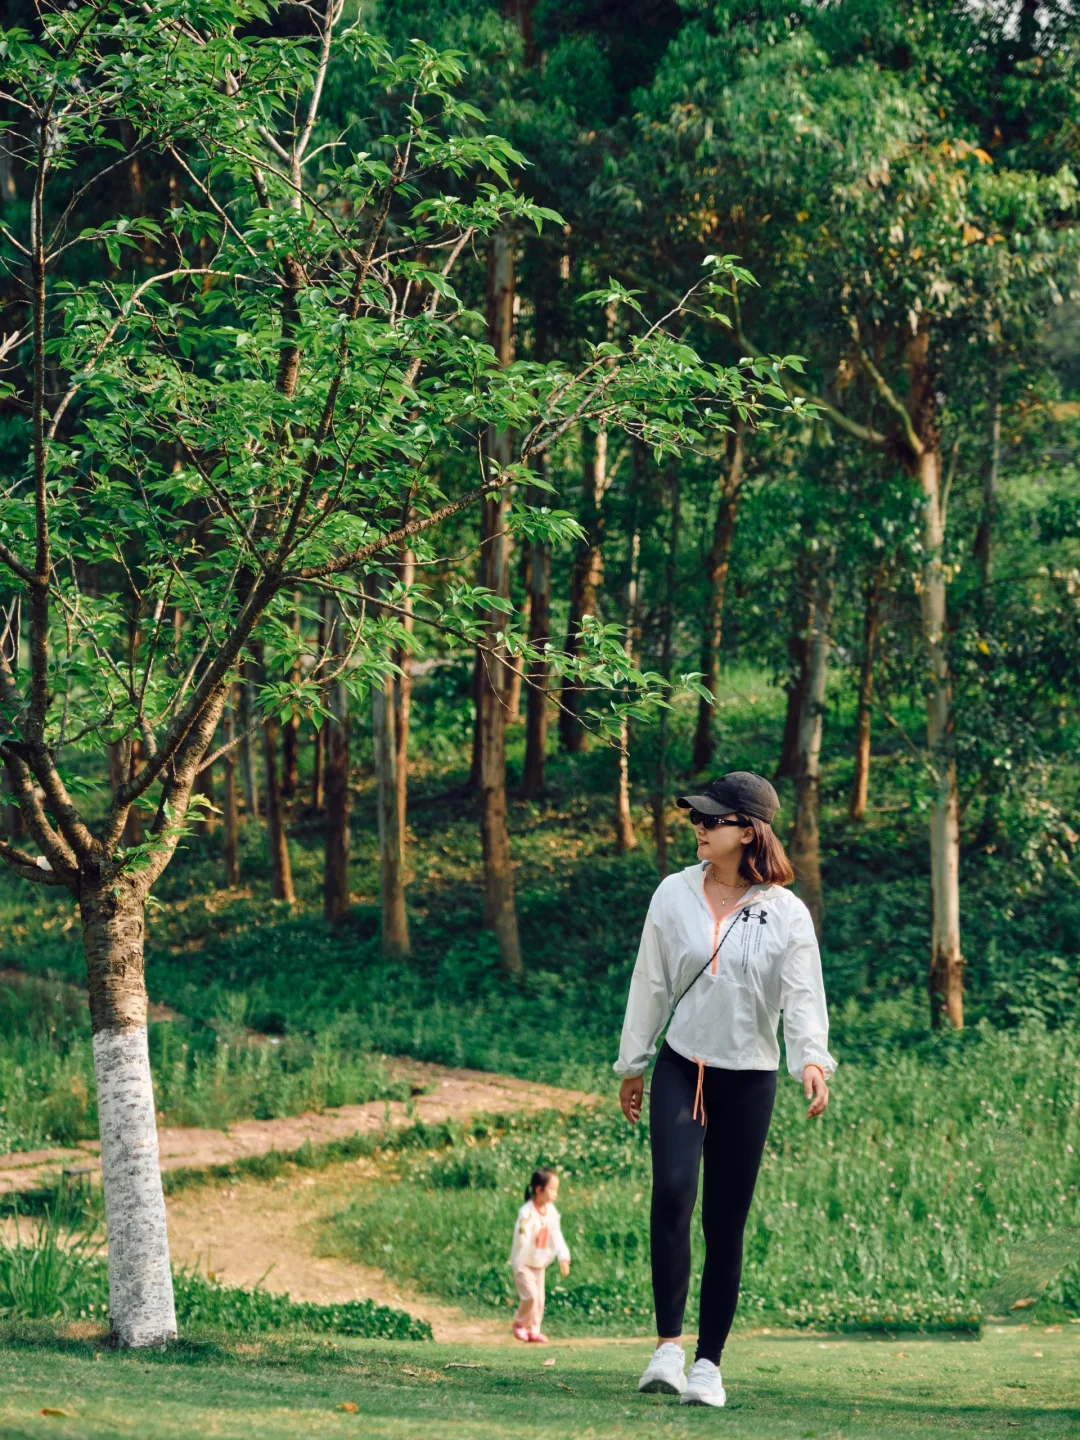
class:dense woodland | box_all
[0,0,1078,1349]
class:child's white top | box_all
[509,1199,570,1271]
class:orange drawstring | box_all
[692,1058,707,1126]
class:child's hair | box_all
[525,1167,556,1202]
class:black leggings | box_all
[649,1042,777,1364]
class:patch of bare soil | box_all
[166,1163,515,1345]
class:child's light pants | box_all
[512,1265,546,1332]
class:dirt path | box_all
[165,1161,516,1345]
[0,1058,595,1195]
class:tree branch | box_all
[0,838,69,887]
[849,316,924,459]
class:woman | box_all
[615,771,835,1408]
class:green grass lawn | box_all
[0,1324,1077,1438]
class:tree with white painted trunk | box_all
[0,1,788,1346]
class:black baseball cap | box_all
[677,771,780,825]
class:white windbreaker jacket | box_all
[614,863,837,1081]
[509,1200,571,1271]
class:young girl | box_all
[509,1167,571,1343]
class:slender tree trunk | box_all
[281,709,299,798]
[373,671,410,953]
[973,374,1001,590]
[281,600,301,799]
[240,668,259,819]
[907,330,963,1029]
[311,597,327,811]
[777,570,813,780]
[791,562,833,937]
[223,692,240,886]
[651,467,680,879]
[615,530,641,853]
[263,713,295,904]
[473,225,522,973]
[849,564,884,823]
[522,466,552,800]
[560,424,608,753]
[919,442,963,1028]
[323,603,351,924]
[974,376,1005,847]
[394,547,414,857]
[505,535,527,725]
[693,424,745,773]
[194,759,216,835]
[82,875,175,1348]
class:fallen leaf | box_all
[1010,1298,1037,1310]
[444,1362,484,1370]
[558,1383,573,1392]
[336,1402,359,1413]
[542,1359,556,1367]
[40,1411,69,1419]
[1033,1351,1044,1358]
[402,1368,420,1377]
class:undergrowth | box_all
[0,1192,429,1341]
[327,1025,1080,1333]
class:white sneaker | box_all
[681,1357,726,1407]
[637,1342,687,1395]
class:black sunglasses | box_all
[686,809,747,831]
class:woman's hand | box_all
[803,1064,829,1119]
[620,1075,644,1126]
[560,1259,571,1278]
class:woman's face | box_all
[694,812,754,868]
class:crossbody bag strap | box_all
[671,909,746,1015]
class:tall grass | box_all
[328,1021,1080,1332]
[0,973,409,1153]
[0,1188,102,1320]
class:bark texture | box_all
[476,225,522,973]
[615,530,641,853]
[94,1026,176,1348]
[777,583,812,781]
[263,714,295,903]
[394,547,414,850]
[240,669,259,818]
[323,605,351,924]
[791,564,833,937]
[651,468,680,880]
[692,425,744,772]
[848,565,884,823]
[222,696,240,886]
[919,443,964,1028]
[83,877,175,1347]
[373,672,409,954]
[522,468,552,800]
[559,424,608,752]
[907,330,963,1028]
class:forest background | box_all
[0,0,1078,1358]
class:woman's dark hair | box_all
[737,816,795,886]
[525,1167,557,1202]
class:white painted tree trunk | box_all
[94,1026,176,1347]
[83,876,176,1347]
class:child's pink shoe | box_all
[512,1323,531,1342]
[527,1330,549,1344]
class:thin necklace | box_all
[709,865,750,902]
